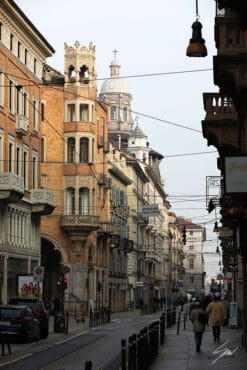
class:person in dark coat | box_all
[190,300,207,353]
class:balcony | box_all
[61,214,100,236]
[0,173,24,202]
[15,115,28,137]
[134,213,148,225]
[31,189,55,215]
[97,223,119,238]
[202,93,238,152]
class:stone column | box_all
[2,255,8,304]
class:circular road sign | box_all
[225,271,233,279]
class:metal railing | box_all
[89,307,111,327]
[84,308,178,369]
[121,313,166,370]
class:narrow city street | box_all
[0,310,161,370]
[0,308,247,370]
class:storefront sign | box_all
[225,156,247,193]
[142,204,160,217]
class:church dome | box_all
[100,58,130,94]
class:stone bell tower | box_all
[64,41,97,98]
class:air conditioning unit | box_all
[16,115,28,136]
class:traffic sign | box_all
[217,273,224,280]
[225,271,233,279]
[34,266,44,282]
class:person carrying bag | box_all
[190,300,207,353]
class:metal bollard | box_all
[65,311,69,335]
[177,311,181,335]
[85,360,93,370]
[121,338,127,370]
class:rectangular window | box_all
[32,154,37,189]
[33,99,38,130]
[123,106,128,121]
[189,259,194,269]
[110,106,117,120]
[189,245,194,250]
[16,88,21,114]
[10,34,14,51]
[16,147,21,175]
[41,102,45,121]
[0,70,4,107]
[0,22,2,40]
[190,231,193,235]
[41,137,45,162]
[23,92,28,117]
[34,58,37,75]
[79,104,89,122]
[24,49,28,65]
[23,149,28,189]
[189,276,194,283]
[9,79,14,113]
[17,41,21,58]
[67,104,75,122]
[67,137,75,163]
[8,142,13,172]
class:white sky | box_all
[15,0,221,279]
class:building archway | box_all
[41,238,63,308]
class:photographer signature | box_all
[212,340,239,365]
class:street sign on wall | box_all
[136,281,143,287]
[225,156,247,193]
[206,176,221,207]
[142,204,160,217]
[33,266,44,283]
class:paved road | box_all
[0,310,161,370]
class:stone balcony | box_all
[31,189,55,215]
[0,173,24,203]
[203,93,237,121]
[202,92,238,152]
[61,214,100,236]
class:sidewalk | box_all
[0,313,90,367]
[151,319,247,370]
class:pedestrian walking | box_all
[190,300,207,353]
[206,293,227,343]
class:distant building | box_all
[178,217,206,299]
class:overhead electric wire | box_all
[1,70,219,226]
[3,69,206,134]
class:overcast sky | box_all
[15,0,221,279]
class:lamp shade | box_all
[186,20,207,57]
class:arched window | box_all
[68,65,76,80]
[79,137,89,163]
[67,137,75,163]
[79,187,89,214]
[66,187,75,214]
